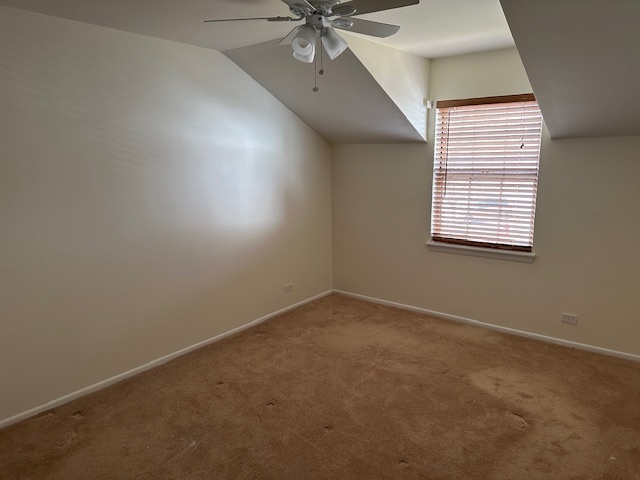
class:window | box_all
[430,94,543,253]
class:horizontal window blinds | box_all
[431,94,543,252]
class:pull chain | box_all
[313,37,319,92]
[313,37,325,92]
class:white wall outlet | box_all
[284,283,293,293]
[561,313,578,325]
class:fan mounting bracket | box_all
[305,14,331,29]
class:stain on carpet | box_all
[0,294,639,479]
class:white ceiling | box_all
[501,0,640,139]
[355,0,513,58]
[225,39,425,144]
[4,1,637,141]
[0,0,515,143]
[0,0,514,59]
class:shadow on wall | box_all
[0,7,332,423]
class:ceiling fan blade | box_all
[280,0,315,14]
[204,16,298,23]
[333,18,400,38]
[278,26,302,45]
[337,0,419,16]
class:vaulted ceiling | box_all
[500,0,640,139]
[1,0,639,141]
[0,0,513,144]
[225,39,425,144]
[0,0,513,57]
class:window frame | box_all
[429,93,543,257]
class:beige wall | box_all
[0,7,332,422]
[2,10,638,425]
[333,48,640,357]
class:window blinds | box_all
[431,94,543,252]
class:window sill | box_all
[426,241,536,263]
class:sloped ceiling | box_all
[0,0,514,144]
[0,0,513,58]
[225,40,425,144]
[501,0,640,139]
[2,0,636,141]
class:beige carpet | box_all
[1,294,639,479]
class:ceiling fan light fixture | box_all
[293,50,315,63]
[321,29,348,60]
[291,25,316,62]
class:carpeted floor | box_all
[1,294,639,479]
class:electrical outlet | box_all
[284,283,293,293]
[561,313,578,325]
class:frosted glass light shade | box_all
[292,25,316,62]
[293,51,315,63]
[321,29,348,60]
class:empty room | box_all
[1,0,639,478]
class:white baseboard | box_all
[333,289,640,363]
[0,290,332,430]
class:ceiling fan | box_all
[204,0,419,64]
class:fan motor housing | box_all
[290,0,343,17]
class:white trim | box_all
[0,290,332,430]
[426,241,536,263]
[333,290,640,363]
